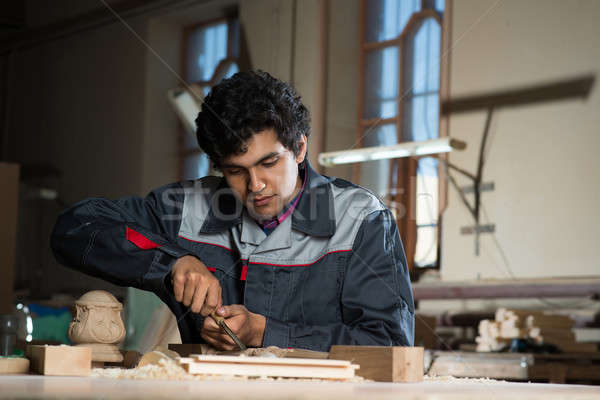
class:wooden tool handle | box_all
[210,311,225,324]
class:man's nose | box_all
[247,169,265,193]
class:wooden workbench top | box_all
[1,375,599,400]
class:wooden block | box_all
[329,346,424,382]
[0,357,29,374]
[27,345,91,376]
[168,343,205,357]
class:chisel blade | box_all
[218,319,247,351]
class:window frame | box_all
[356,0,451,272]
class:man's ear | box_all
[296,135,307,164]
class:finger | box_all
[202,329,236,346]
[190,284,208,314]
[182,274,197,306]
[172,273,185,303]
[222,304,245,318]
[202,331,235,351]
[215,305,226,317]
[202,315,221,332]
[202,282,222,317]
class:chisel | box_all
[210,311,247,351]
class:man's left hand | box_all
[201,305,266,350]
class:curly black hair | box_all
[195,70,310,168]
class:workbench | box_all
[1,375,599,400]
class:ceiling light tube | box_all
[318,137,466,167]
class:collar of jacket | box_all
[199,159,336,238]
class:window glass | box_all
[365,0,421,43]
[415,157,438,266]
[363,46,399,119]
[186,22,228,83]
[183,19,237,180]
[359,123,398,198]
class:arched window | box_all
[358,0,450,270]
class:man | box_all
[51,70,414,351]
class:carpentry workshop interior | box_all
[0,0,599,399]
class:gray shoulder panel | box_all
[329,179,387,249]
[178,176,233,250]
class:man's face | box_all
[220,129,307,222]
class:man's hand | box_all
[201,305,266,350]
[171,255,221,316]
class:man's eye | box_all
[227,169,242,175]
[263,159,278,167]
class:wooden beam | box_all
[412,276,600,300]
[441,75,595,115]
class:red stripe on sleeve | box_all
[240,265,247,281]
[126,226,161,250]
[207,267,217,273]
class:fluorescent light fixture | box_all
[318,137,466,167]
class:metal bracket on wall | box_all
[460,182,495,195]
[460,224,495,235]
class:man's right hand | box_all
[171,255,222,316]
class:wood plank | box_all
[179,355,357,380]
[329,346,424,382]
[186,355,353,368]
[27,345,91,376]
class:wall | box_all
[442,0,600,281]
[323,0,360,181]
[140,18,181,195]
[7,16,148,202]
[240,0,328,170]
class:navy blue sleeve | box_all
[50,182,191,294]
[263,208,415,351]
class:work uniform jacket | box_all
[51,161,414,351]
